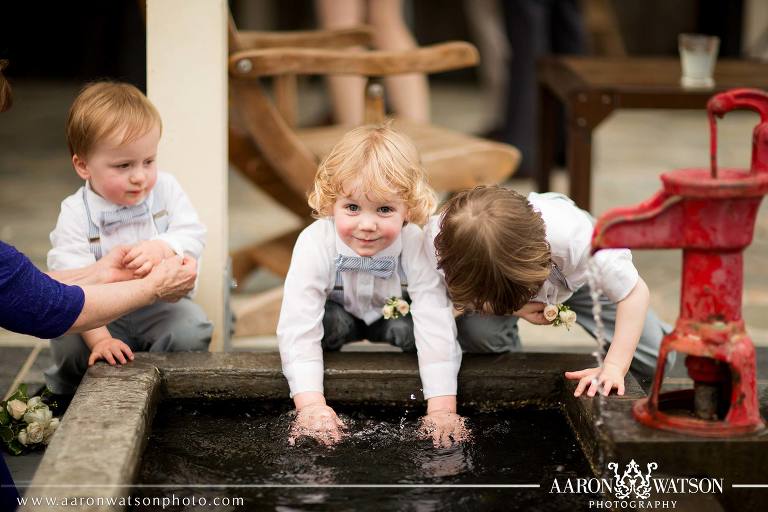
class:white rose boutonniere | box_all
[383,296,410,320]
[547,303,577,330]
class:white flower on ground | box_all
[396,299,410,316]
[26,422,45,444]
[382,304,395,320]
[24,405,52,427]
[43,418,60,445]
[6,399,27,420]
[543,304,559,322]
[17,429,28,446]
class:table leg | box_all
[537,84,557,193]
[567,123,593,211]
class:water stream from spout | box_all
[585,256,608,470]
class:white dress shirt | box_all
[48,172,206,271]
[423,191,639,306]
[277,219,461,400]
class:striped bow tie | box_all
[334,254,397,279]
[100,203,151,235]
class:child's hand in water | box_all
[289,403,346,446]
[565,362,625,397]
[123,240,175,277]
[88,338,135,367]
[418,411,470,448]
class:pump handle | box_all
[708,88,768,121]
[707,88,768,176]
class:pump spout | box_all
[591,190,684,253]
[592,161,768,256]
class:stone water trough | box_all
[19,352,768,511]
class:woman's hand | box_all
[49,245,134,286]
[289,402,346,446]
[418,410,470,448]
[88,337,134,366]
[94,245,135,283]
[145,256,198,302]
[565,362,626,397]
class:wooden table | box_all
[536,57,768,211]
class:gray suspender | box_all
[82,187,170,260]
[82,187,103,260]
[547,261,572,292]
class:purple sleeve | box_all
[0,241,85,339]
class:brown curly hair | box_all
[435,186,551,314]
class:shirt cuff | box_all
[419,361,460,399]
[283,360,325,398]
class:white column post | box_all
[146,0,229,351]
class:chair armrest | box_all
[234,26,374,50]
[229,41,479,78]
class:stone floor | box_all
[2,79,768,484]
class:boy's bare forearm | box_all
[81,326,112,349]
[604,278,650,374]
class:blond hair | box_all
[307,122,436,226]
[66,81,162,157]
[435,186,551,314]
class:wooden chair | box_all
[227,15,520,338]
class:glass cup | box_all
[678,34,720,89]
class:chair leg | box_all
[233,286,284,337]
[231,227,304,284]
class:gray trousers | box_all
[456,284,672,382]
[322,300,416,352]
[45,298,213,394]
